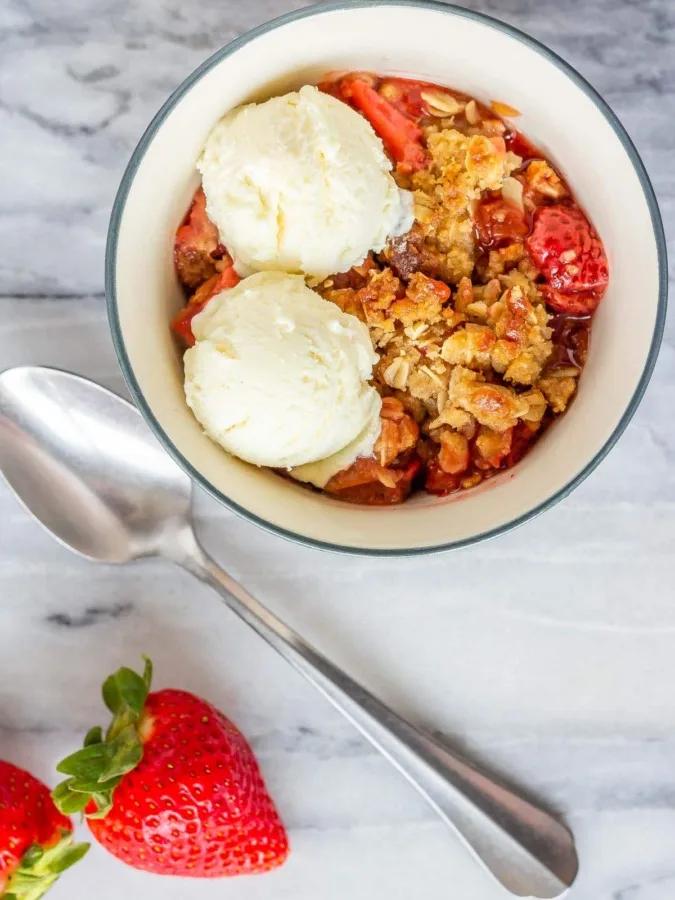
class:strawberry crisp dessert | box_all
[171,72,609,506]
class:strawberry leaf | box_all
[56,743,111,779]
[102,675,122,714]
[51,781,74,804]
[142,655,153,689]
[114,667,148,715]
[53,657,154,821]
[55,789,90,815]
[84,726,103,747]
[87,792,114,818]
[50,843,90,874]
[6,831,89,900]
[68,774,122,794]
[104,726,143,780]
[19,845,44,868]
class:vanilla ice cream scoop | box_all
[183,272,382,484]
[198,85,413,281]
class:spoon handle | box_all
[174,533,576,898]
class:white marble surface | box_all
[1,1,674,898]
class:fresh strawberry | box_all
[526,205,609,295]
[0,760,88,899]
[52,659,289,878]
[341,78,428,173]
[174,187,224,288]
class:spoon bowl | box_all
[0,366,190,563]
[0,364,578,898]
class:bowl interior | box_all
[109,2,663,553]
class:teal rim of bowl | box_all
[106,0,668,557]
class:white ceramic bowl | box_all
[107,0,667,555]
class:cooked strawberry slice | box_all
[325,457,420,505]
[191,264,240,306]
[526,205,609,294]
[505,129,541,163]
[170,301,205,347]
[541,284,603,316]
[377,78,427,120]
[171,265,241,347]
[506,421,539,468]
[424,459,462,496]
[174,187,224,288]
[474,198,528,246]
[342,79,427,172]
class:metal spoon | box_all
[0,365,577,897]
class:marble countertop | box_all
[1,0,673,898]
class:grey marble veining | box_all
[0,1,674,899]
